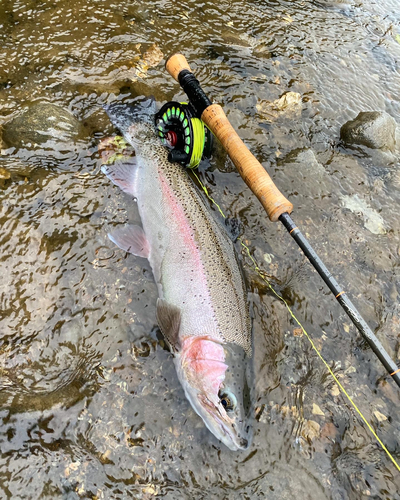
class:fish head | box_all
[176,336,253,451]
[104,97,160,151]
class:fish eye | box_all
[218,390,237,412]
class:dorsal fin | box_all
[156,298,182,352]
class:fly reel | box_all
[155,101,213,168]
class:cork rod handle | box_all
[201,105,293,221]
[165,54,293,222]
[165,53,192,81]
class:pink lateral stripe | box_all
[159,171,209,290]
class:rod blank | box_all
[280,213,400,387]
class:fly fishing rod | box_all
[164,53,400,389]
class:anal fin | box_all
[108,224,150,258]
[156,298,182,352]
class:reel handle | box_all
[165,54,293,222]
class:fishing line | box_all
[191,169,400,473]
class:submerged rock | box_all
[340,111,396,152]
[2,103,87,149]
[0,167,10,179]
[341,194,387,235]
[256,92,302,122]
[313,0,354,8]
[0,166,11,189]
[220,30,252,48]
[289,149,325,177]
[135,43,164,78]
[301,420,321,442]
[276,148,331,198]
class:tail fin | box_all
[104,97,156,135]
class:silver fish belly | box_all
[102,101,253,450]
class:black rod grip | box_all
[178,70,212,118]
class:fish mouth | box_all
[198,394,249,451]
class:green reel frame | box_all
[155,101,213,168]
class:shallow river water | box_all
[0,0,400,498]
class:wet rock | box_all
[340,111,396,152]
[2,103,88,149]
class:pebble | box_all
[301,420,321,442]
[142,484,159,496]
[331,385,340,397]
[263,252,273,264]
[312,403,325,416]
[373,410,387,422]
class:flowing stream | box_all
[0,0,399,498]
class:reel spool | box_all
[155,101,213,168]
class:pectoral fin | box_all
[156,298,182,352]
[108,224,150,258]
[101,159,137,197]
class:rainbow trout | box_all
[102,99,253,450]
